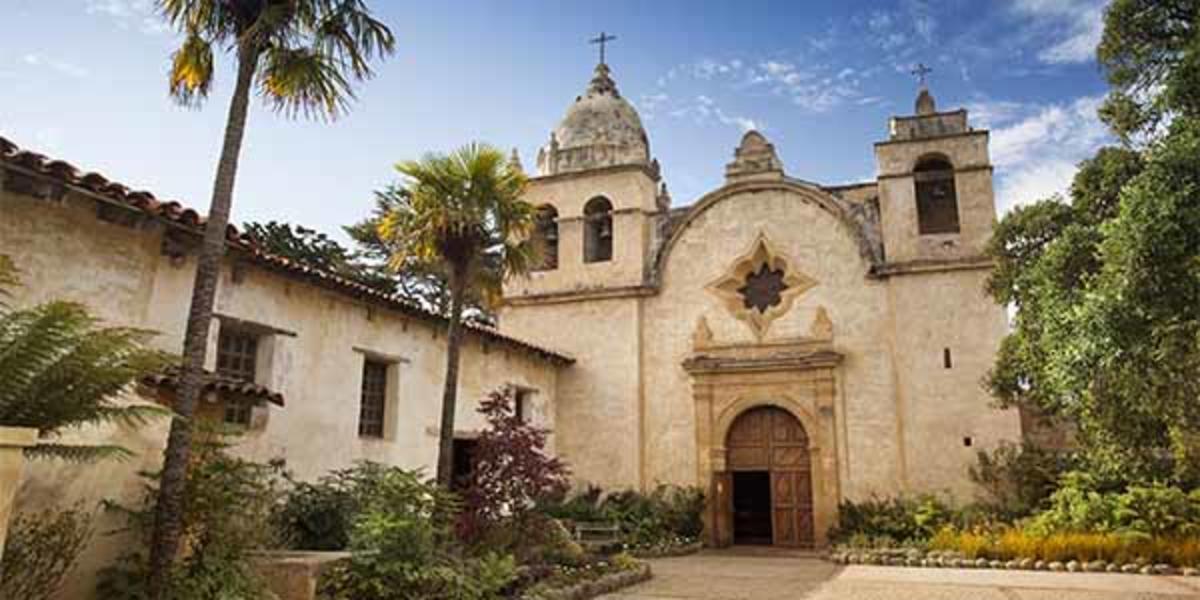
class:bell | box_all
[599,220,612,240]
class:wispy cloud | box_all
[983,95,1110,211]
[662,94,762,133]
[1010,0,1108,64]
[86,0,169,35]
[22,53,88,79]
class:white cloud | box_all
[86,0,169,35]
[22,53,88,79]
[987,95,1110,211]
[1010,0,1107,64]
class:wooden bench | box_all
[572,521,621,551]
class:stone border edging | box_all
[827,550,1200,577]
[631,541,703,559]
[522,562,652,600]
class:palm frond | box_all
[168,30,215,107]
[25,443,136,463]
[258,45,353,120]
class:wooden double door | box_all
[724,406,814,547]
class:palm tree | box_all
[149,1,394,594]
[0,256,169,461]
[376,144,538,487]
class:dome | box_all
[537,63,652,176]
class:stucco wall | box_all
[499,297,642,489]
[884,268,1020,498]
[1,188,563,599]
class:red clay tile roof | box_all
[143,368,287,407]
[0,135,573,365]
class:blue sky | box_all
[1,1,1111,242]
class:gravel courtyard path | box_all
[603,550,1200,599]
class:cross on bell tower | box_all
[911,63,933,89]
[589,32,617,65]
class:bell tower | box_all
[873,84,996,265]
[498,55,668,491]
[505,60,665,300]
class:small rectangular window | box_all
[514,389,530,424]
[943,348,953,369]
[216,328,259,425]
[359,359,389,438]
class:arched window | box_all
[534,205,558,271]
[914,156,960,234]
[583,196,613,263]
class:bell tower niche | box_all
[873,85,995,265]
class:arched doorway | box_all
[725,406,814,547]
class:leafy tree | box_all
[375,144,537,487]
[458,388,569,542]
[242,220,397,294]
[348,197,497,325]
[987,1,1200,486]
[0,256,169,461]
[148,1,394,593]
[1097,0,1200,140]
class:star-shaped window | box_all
[738,264,787,313]
[707,233,817,340]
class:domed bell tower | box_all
[873,78,996,264]
[498,51,667,490]
[507,59,665,300]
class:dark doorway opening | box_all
[451,438,478,492]
[732,471,773,545]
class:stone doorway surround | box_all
[683,311,842,549]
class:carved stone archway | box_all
[684,315,842,548]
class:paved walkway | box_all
[604,550,1200,599]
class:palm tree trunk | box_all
[436,264,469,487]
[146,48,259,599]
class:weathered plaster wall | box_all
[1,188,562,599]
[644,186,907,499]
[499,297,642,489]
[884,268,1019,498]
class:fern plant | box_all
[0,255,170,461]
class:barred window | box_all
[216,328,258,425]
[534,205,559,271]
[359,359,389,438]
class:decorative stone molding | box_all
[725,131,784,182]
[706,232,817,341]
[682,333,843,549]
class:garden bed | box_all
[518,558,651,600]
[828,548,1200,577]
[627,539,703,558]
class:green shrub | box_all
[969,442,1072,518]
[95,426,284,600]
[317,467,515,600]
[0,505,93,600]
[830,495,955,544]
[1028,474,1200,537]
[273,461,399,551]
[540,484,705,551]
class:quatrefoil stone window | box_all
[707,233,816,340]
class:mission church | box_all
[498,56,1020,547]
[0,49,1018,590]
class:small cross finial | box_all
[589,32,617,65]
[912,63,933,88]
